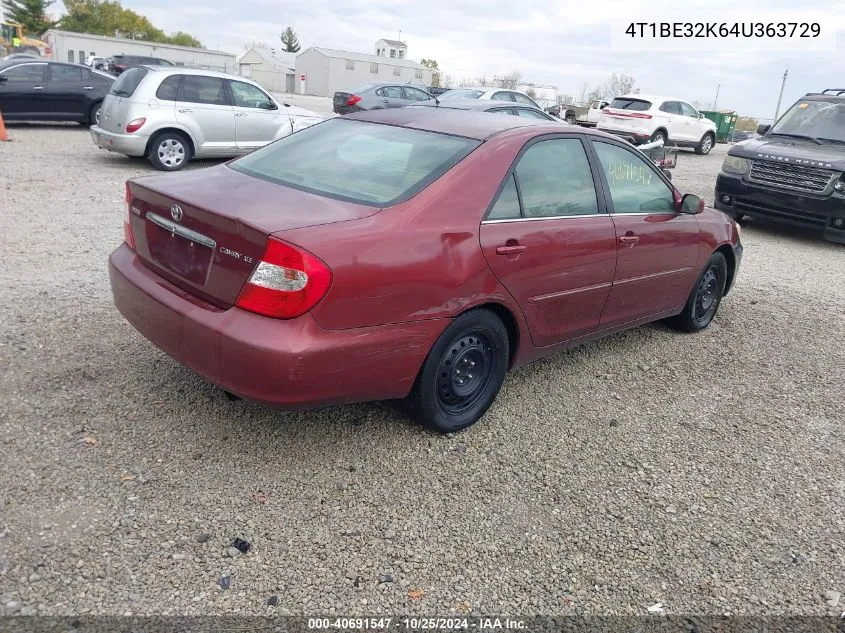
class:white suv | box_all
[597,94,718,154]
[90,66,323,170]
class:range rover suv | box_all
[714,88,845,244]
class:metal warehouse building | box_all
[295,43,433,97]
[42,30,237,73]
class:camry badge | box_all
[170,205,183,222]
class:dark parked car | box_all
[716,88,845,244]
[333,82,433,114]
[408,97,562,122]
[108,54,174,75]
[110,108,742,433]
[0,59,114,125]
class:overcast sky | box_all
[67,0,845,120]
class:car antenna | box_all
[434,95,440,106]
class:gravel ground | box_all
[1,128,844,618]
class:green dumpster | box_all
[701,110,738,143]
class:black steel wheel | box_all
[406,309,509,433]
[668,252,728,332]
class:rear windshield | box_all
[230,118,480,206]
[609,98,652,111]
[441,89,484,99]
[110,67,148,97]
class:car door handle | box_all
[178,108,193,113]
[32,86,44,90]
[619,235,640,246]
[82,86,94,90]
[496,244,527,255]
[235,112,247,117]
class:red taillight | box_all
[125,118,146,133]
[235,238,332,319]
[346,95,361,107]
[124,183,136,250]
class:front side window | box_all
[492,91,515,102]
[403,87,429,101]
[487,107,516,116]
[593,141,675,213]
[230,80,275,109]
[0,64,46,82]
[179,75,228,105]
[515,139,599,217]
[230,118,480,206]
[440,89,483,100]
[679,102,699,118]
[513,93,535,106]
[516,108,550,120]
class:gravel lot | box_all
[1,126,843,618]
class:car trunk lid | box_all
[126,165,380,308]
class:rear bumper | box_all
[333,104,363,115]
[597,126,652,145]
[715,172,845,244]
[109,244,447,408]
[90,125,148,157]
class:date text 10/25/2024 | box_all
[307,618,527,631]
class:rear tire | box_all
[88,101,102,127]
[565,113,577,124]
[406,309,509,433]
[667,252,727,332]
[650,129,667,144]
[148,132,192,171]
[695,132,715,155]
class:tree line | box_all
[2,0,203,48]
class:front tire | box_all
[667,252,728,332]
[695,132,715,155]
[149,132,192,171]
[406,309,509,433]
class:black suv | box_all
[715,88,845,244]
[108,55,174,76]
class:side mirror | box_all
[680,193,704,214]
[698,112,704,119]
[661,169,672,181]
[600,103,607,109]
[757,123,771,135]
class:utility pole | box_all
[713,83,721,110]
[774,69,789,121]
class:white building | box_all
[295,42,433,97]
[41,30,236,72]
[237,46,296,93]
[375,39,407,60]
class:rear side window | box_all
[50,65,85,81]
[156,74,181,100]
[179,75,228,105]
[376,86,403,99]
[609,98,652,111]
[487,174,521,220]
[230,118,481,206]
[512,93,535,106]
[492,91,515,102]
[516,108,550,120]
[110,67,148,96]
[514,139,598,217]
[659,101,681,115]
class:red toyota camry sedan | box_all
[109,108,743,433]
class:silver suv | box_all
[90,66,323,171]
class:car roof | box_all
[137,66,244,80]
[614,94,687,104]
[801,90,845,101]
[346,106,565,140]
[413,98,536,111]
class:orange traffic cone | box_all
[0,111,9,142]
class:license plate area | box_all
[145,213,216,286]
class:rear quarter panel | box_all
[277,129,535,334]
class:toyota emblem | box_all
[170,205,183,222]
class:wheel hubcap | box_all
[158,139,185,167]
[436,333,495,414]
[703,137,712,152]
